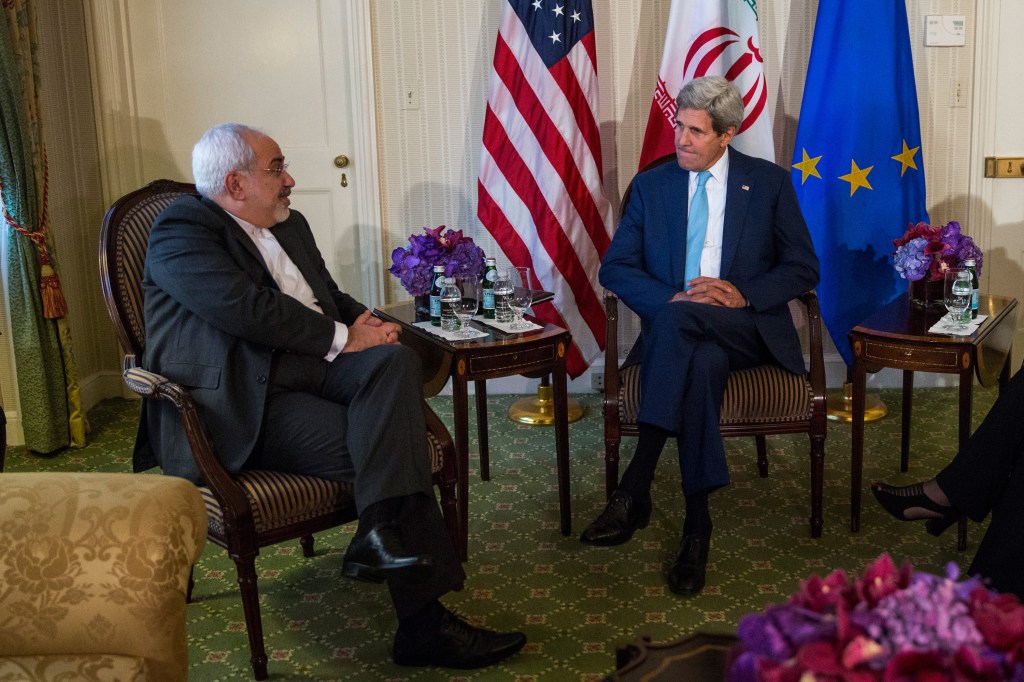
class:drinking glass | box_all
[943,269,972,332]
[454,277,480,338]
[508,266,533,330]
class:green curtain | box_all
[0,0,85,453]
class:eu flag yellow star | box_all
[792,148,822,184]
[839,160,873,196]
[891,139,920,176]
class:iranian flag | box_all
[638,0,774,169]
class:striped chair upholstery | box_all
[201,471,354,538]
[199,434,451,537]
[99,181,197,370]
[615,363,815,426]
[103,181,460,681]
[603,155,828,538]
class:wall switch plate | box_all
[402,86,419,110]
[950,79,967,108]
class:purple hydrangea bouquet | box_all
[389,225,486,297]
[729,554,1024,681]
[891,221,983,282]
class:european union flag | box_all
[792,0,928,366]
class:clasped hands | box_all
[344,310,401,352]
[672,276,747,308]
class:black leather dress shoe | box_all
[667,533,710,596]
[579,491,652,546]
[392,609,527,669]
[341,523,433,583]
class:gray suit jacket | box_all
[135,196,365,482]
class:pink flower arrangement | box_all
[891,221,983,282]
[730,554,1024,681]
[388,225,486,297]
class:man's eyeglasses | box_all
[262,163,289,175]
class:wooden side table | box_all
[849,292,1018,549]
[374,301,573,561]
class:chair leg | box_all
[300,534,315,558]
[756,436,769,478]
[604,439,620,498]
[187,565,195,603]
[809,434,825,538]
[233,552,269,680]
[438,479,465,563]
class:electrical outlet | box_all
[591,372,604,390]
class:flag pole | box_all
[508,375,585,425]
[826,382,888,424]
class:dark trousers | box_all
[637,302,774,495]
[251,344,464,616]
[936,361,1024,599]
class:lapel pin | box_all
[741,185,750,191]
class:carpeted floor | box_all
[3,385,998,681]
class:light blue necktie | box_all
[684,170,711,285]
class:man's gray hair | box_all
[676,77,744,136]
[191,123,261,198]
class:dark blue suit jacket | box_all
[600,148,820,375]
[136,196,366,482]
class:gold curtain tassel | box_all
[39,262,67,319]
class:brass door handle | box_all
[334,155,350,168]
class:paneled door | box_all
[92,0,383,305]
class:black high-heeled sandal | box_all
[923,515,960,537]
[871,482,961,537]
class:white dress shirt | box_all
[229,212,348,360]
[687,149,730,279]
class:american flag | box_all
[477,0,613,378]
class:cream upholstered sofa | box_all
[0,473,206,682]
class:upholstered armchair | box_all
[99,179,461,679]
[0,472,207,682]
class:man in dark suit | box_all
[138,123,525,669]
[580,78,820,596]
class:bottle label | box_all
[430,294,441,325]
[485,269,497,283]
[483,289,495,318]
[441,298,459,332]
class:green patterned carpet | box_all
[4,385,997,681]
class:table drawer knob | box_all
[904,350,913,357]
